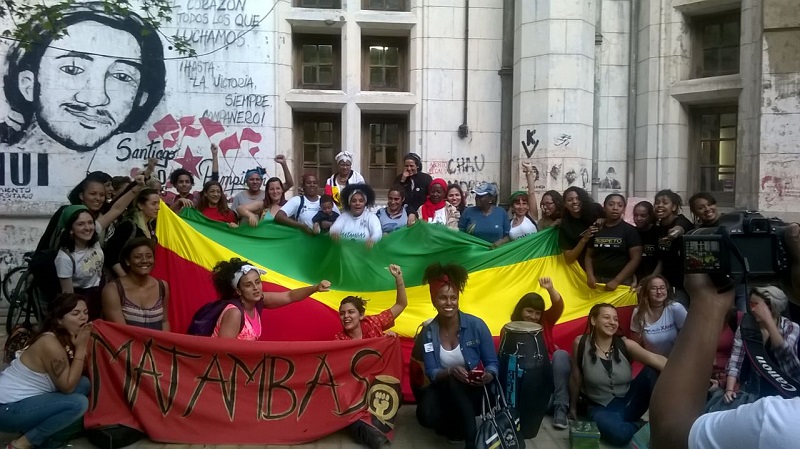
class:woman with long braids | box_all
[210,258,331,340]
[569,303,666,446]
[416,262,498,449]
[653,189,694,306]
[0,294,92,449]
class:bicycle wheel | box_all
[5,272,36,335]
[2,266,26,303]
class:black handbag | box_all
[475,380,525,449]
[85,425,147,449]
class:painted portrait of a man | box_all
[2,2,166,152]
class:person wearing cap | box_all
[508,161,540,240]
[396,152,433,212]
[458,182,511,248]
[330,183,383,248]
[324,151,365,208]
[210,258,331,340]
[412,177,460,230]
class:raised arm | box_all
[97,175,145,230]
[275,154,294,191]
[650,274,734,449]
[262,280,331,309]
[210,143,219,181]
[388,264,407,319]
[521,161,538,220]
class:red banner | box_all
[85,322,403,444]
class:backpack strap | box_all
[293,195,305,222]
[740,313,800,398]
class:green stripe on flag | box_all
[178,208,562,291]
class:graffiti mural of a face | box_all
[3,3,166,152]
[27,22,143,150]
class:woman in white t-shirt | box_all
[630,275,687,356]
[508,161,539,241]
[330,183,382,248]
[56,205,107,320]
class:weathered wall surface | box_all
[758,0,800,217]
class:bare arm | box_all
[650,274,733,449]
[217,308,243,339]
[584,246,596,287]
[491,236,510,249]
[275,209,309,232]
[262,281,330,309]
[161,281,171,332]
[59,278,74,294]
[522,162,539,220]
[237,202,264,226]
[564,231,594,265]
[276,155,294,191]
[101,283,126,324]
[42,327,90,393]
[210,143,219,178]
[112,264,127,279]
[624,338,667,371]
[97,177,145,229]
[388,264,407,319]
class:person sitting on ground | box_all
[585,193,642,291]
[101,238,170,331]
[633,200,660,283]
[198,180,237,226]
[237,174,294,225]
[569,303,667,446]
[104,188,160,279]
[458,182,510,248]
[336,264,407,340]
[330,184,382,247]
[55,206,107,320]
[723,286,800,404]
[0,294,92,449]
[396,153,433,212]
[538,190,563,230]
[559,186,604,266]
[325,151,365,208]
[508,161,540,240]
[447,184,467,214]
[375,186,415,235]
[312,194,339,235]
[413,178,459,229]
[275,173,339,234]
[650,275,800,449]
[507,277,571,429]
[630,275,687,357]
[654,189,694,306]
[416,262,499,449]
[688,192,720,228]
[211,258,331,340]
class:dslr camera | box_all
[683,211,792,283]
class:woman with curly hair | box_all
[633,200,660,282]
[654,189,694,306]
[198,180,238,226]
[568,303,666,446]
[538,190,563,230]
[630,275,687,356]
[416,262,498,449]
[210,258,331,340]
[559,186,604,265]
[0,294,92,449]
[330,183,383,247]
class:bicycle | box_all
[2,252,45,335]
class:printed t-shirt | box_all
[280,196,340,229]
[509,216,538,240]
[630,301,687,356]
[636,225,660,280]
[589,220,642,282]
[55,242,104,288]
[330,212,383,242]
[334,309,395,340]
[376,206,411,234]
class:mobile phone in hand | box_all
[468,368,485,382]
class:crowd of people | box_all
[2,148,800,449]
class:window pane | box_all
[320,146,335,164]
[385,124,399,143]
[703,49,719,74]
[386,148,397,164]
[385,46,399,65]
[703,24,720,48]
[720,47,739,73]
[370,124,381,143]
[719,141,736,166]
[370,47,384,65]
[385,67,399,88]
[318,45,333,64]
[302,65,317,84]
[720,113,736,127]
[721,21,740,46]
[319,122,333,133]
[386,0,402,10]
[303,45,317,63]
[370,68,384,86]
[318,66,332,85]
[304,144,318,162]
[719,126,736,139]
[701,115,718,139]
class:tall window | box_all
[294,35,340,90]
[362,115,407,189]
[695,109,737,205]
[295,0,341,8]
[362,0,408,11]
[295,113,341,182]
[694,14,740,78]
[362,38,408,91]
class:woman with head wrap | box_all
[231,154,294,212]
[458,182,511,248]
[330,183,383,248]
[415,262,498,449]
[325,151,365,208]
[395,152,433,212]
[410,178,459,230]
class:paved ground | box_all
[0,314,615,449]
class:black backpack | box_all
[187,298,263,336]
[28,248,75,303]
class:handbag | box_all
[86,425,147,449]
[475,380,525,449]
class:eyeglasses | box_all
[649,286,667,293]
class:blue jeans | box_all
[552,349,571,407]
[587,367,658,446]
[0,376,90,446]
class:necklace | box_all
[595,342,614,358]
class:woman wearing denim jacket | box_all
[415,262,499,449]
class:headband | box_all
[232,264,266,289]
[335,151,354,164]
[59,204,90,229]
[429,275,451,299]
[348,188,364,205]
[244,167,266,183]
[404,153,422,169]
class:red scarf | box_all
[429,275,451,299]
[420,178,448,220]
